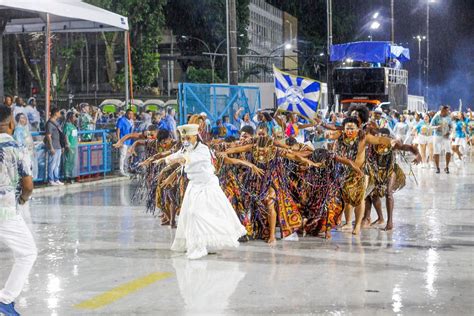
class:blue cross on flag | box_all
[273,65,321,119]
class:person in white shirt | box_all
[199,112,212,139]
[234,107,256,130]
[25,97,41,131]
[0,106,37,316]
[393,115,409,142]
[12,97,29,126]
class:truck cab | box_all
[330,42,410,113]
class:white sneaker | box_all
[55,181,64,186]
[49,181,59,186]
[283,232,299,241]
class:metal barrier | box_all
[178,83,261,125]
[31,129,115,183]
[387,68,408,85]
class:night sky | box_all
[346,0,474,109]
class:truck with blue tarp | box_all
[330,41,410,113]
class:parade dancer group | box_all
[118,106,422,260]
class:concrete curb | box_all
[33,176,131,197]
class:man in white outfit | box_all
[0,106,37,316]
[430,105,452,174]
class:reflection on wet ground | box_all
[1,163,473,315]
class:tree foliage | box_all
[185,66,222,83]
[165,0,250,80]
[86,0,166,90]
[16,33,84,93]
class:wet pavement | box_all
[1,162,473,315]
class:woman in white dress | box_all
[164,124,246,259]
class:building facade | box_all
[245,0,298,82]
[157,0,298,92]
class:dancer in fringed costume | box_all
[114,127,164,202]
[221,124,318,245]
[208,125,259,239]
[324,115,396,235]
[299,148,363,239]
[363,128,421,231]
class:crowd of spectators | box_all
[3,93,472,185]
[1,94,183,185]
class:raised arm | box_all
[159,163,182,189]
[224,143,253,155]
[392,143,422,164]
[113,132,145,148]
[221,155,264,177]
[282,150,321,168]
[365,133,392,146]
[335,155,363,176]
[128,139,146,156]
[139,150,174,167]
[234,108,243,121]
[325,130,342,140]
[297,122,315,129]
[313,116,341,131]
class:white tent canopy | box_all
[0,0,129,34]
[0,0,131,118]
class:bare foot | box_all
[324,230,332,239]
[267,237,277,247]
[341,223,353,231]
[370,219,385,226]
[352,225,361,235]
[382,223,393,231]
[361,218,371,228]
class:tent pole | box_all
[124,31,129,109]
[127,32,133,102]
[45,13,51,119]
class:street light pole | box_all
[284,20,293,72]
[426,1,430,104]
[414,35,426,96]
[391,0,395,43]
[228,0,239,85]
[418,38,422,96]
[226,0,230,84]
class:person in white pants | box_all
[0,106,37,316]
[115,109,134,176]
[118,144,129,175]
[431,106,453,174]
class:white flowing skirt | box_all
[171,176,246,254]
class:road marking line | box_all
[74,272,173,309]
